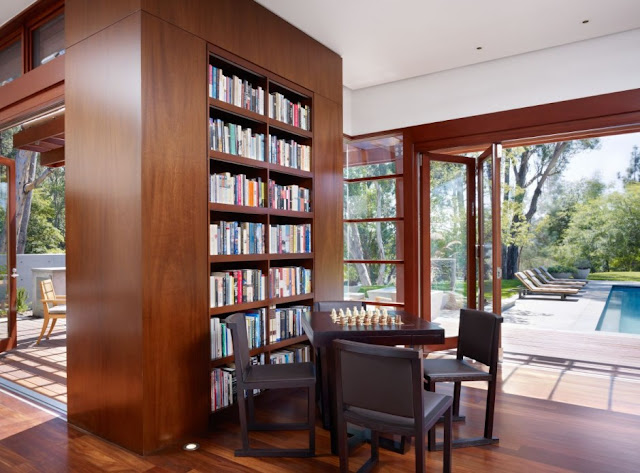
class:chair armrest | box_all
[55,296,67,301]
[42,298,65,306]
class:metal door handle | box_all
[11,268,18,278]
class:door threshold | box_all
[0,377,67,420]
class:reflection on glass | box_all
[0,165,8,339]
[344,222,400,260]
[343,135,402,179]
[430,161,468,318]
[344,263,403,303]
[32,14,65,67]
[481,159,493,311]
[344,179,399,219]
[0,40,21,86]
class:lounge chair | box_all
[525,270,584,291]
[532,268,586,288]
[540,266,588,285]
[515,272,579,300]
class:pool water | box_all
[597,285,640,335]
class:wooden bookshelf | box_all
[207,46,315,412]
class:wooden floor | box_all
[1,350,639,473]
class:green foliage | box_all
[619,145,640,184]
[547,265,577,274]
[16,288,29,313]
[501,279,523,298]
[25,189,65,253]
[588,271,640,282]
[574,259,591,269]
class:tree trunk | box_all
[346,222,371,286]
[374,182,386,285]
[503,244,519,279]
[15,150,39,254]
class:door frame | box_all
[418,144,502,322]
[0,156,17,353]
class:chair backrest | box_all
[314,300,365,312]
[40,279,55,304]
[515,272,535,291]
[540,266,554,280]
[532,267,550,283]
[225,313,251,384]
[334,339,422,419]
[457,309,503,371]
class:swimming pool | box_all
[596,285,640,335]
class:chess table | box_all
[302,310,445,454]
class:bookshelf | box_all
[207,45,315,411]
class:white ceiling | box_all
[256,0,640,90]
[0,0,37,28]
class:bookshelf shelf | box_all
[209,97,267,124]
[208,203,268,214]
[268,252,314,260]
[209,300,268,316]
[269,120,313,139]
[208,46,315,413]
[209,150,269,169]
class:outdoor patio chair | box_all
[226,312,316,457]
[515,272,579,300]
[36,279,66,345]
[335,339,453,473]
[540,266,588,285]
[532,268,586,288]
[423,308,502,451]
[524,270,584,291]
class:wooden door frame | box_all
[0,156,17,352]
[420,152,477,322]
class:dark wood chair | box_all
[423,308,503,451]
[313,300,366,427]
[335,339,452,473]
[314,300,365,312]
[226,312,316,457]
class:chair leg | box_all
[46,318,58,339]
[247,390,256,426]
[36,317,50,345]
[427,380,437,451]
[308,384,316,454]
[452,381,461,417]
[443,406,452,473]
[236,390,250,451]
[371,430,379,463]
[415,426,426,473]
[338,414,349,473]
[484,379,497,440]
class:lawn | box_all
[588,271,640,282]
[501,279,522,299]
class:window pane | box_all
[344,263,404,303]
[344,178,400,219]
[0,40,21,86]
[344,221,401,260]
[32,14,65,67]
[344,135,402,179]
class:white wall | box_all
[347,28,640,136]
[343,86,353,135]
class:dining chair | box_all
[36,279,66,345]
[335,339,452,473]
[423,308,502,450]
[226,312,316,457]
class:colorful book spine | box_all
[269,266,312,299]
[209,64,265,115]
[210,221,265,255]
[268,180,311,212]
[210,172,266,207]
[268,92,311,130]
[268,135,311,171]
[209,117,265,161]
[209,269,266,307]
[268,223,311,254]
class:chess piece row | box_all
[329,306,403,326]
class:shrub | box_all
[17,288,29,313]
[547,265,576,274]
[575,259,591,269]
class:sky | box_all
[563,132,640,190]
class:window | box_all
[0,38,21,86]
[343,135,404,307]
[32,13,65,68]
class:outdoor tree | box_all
[0,127,65,254]
[618,145,640,184]
[501,139,600,279]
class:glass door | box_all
[422,153,476,321]
[477,144,502,314]
[0,156,16,353]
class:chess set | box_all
[328,306,403,327]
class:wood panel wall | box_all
[65,0,342,454]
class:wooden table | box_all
[302,310,445,453]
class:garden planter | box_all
[576,268,590,279]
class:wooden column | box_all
[66,7,208,454]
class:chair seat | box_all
[47,305,67,315]
[424,358,492,383]
[244,362,315,388]
[345,391,452,432]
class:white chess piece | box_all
[346,308,352,318]
[339,308,345,317]
[359,307,366,317]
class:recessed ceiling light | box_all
[582,19,590,24]
[183,442,200,451]
[476,46,483,50]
